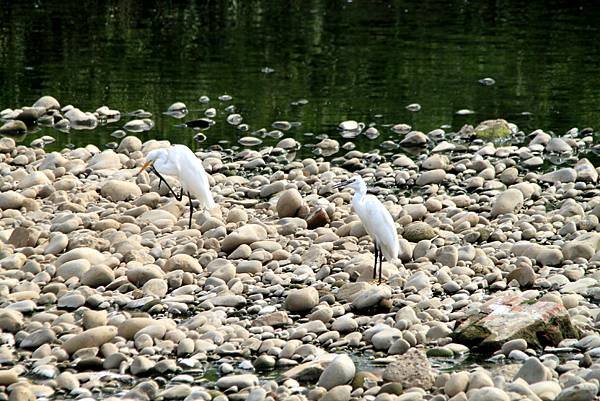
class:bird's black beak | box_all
[333,180,352,189]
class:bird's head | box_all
[134,149,163,176]
[333,175,367,193]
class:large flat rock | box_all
[453,294,579,352]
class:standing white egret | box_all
[135,144,216,229]
[334,175,399,283]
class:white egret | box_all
[135,144,216,229]
[334,175,399,283]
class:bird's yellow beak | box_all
[134,160,153,177]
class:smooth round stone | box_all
[529,381,562,401]
[253,355,276,370]
[57,293,85,309]
[81,265,115,287]
[317,354,356,390]
[467,371,493,390]
[142,278,168,298]
[215,374,259,390]
[555,382,598,401]
[277,189,304,218]
[445,372,469,397]
[513,357,550,384]
[501,339,528,355]
[389,339,411,355]
[331,315,358,333]
[321,385,352,401]
[130,356,155,375]
[467,387,510,401]
[285,287,319,312]
[63,326,118,354]
[426,347,454,358]
[157,384,192,399]
[56,371,80,390]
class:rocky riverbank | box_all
[1,97,600,401]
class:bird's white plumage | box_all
[146,145,216,210]
[340,176,399,261]
[354,193,399,261]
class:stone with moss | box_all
[452,294,580,352]
[474,119,512,139]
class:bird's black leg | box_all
[187,191,193,229]
[373,243,378,281]
[177,188,184,202]
[151,167,181,199]
[378,245,383,284]
[149,166,164,190]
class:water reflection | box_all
[0,1,599,153]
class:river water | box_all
[1,0,600,154]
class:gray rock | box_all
[506,265,536,287]
[276,189,304,218]
[513,357,550,384]
[416,169,446,186]
[445,372,469,397]
[44,233,69,255]
[540,168,577,184]
[101,180,142,201]
[8,227,41,248]
[352,285,391,310]
[260,181,285,198]
[436,246,458,268]
[0,120,27,135]
[563,232,600,261]
[207,259,236,282]
[491,188,524,217]
[81,265,115,287]
[382,348,435,390]
[468,387,510,401]
[321,385,352,401]
[575,158,598,182]
[285,287,319,312]
[400,131,429,146]
[221,224,268,253]
[33,95,60,110]
[117,136,143,153]
[164,254,202,274]
[555,383,598,401]
[56,259,91,280]
[18,171,51,189]
[501,339,527,355]
[546,137,572,153]
[63,326,118,354]
[0,191,26,210]
[142,278,168,298]
[215,374,259,390]
[403,222,436,242]
[529,381,562,401]
[20,328,56,349]
[317,354,356,390]
[371,328,403,350]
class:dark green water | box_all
[1,0,600,153]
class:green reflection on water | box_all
[1,1,600,153]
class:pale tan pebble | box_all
[62,326,118,355]
[82,309,108,329]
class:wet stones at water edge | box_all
[0,110,599,400]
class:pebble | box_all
[317,354,356,389]
[0,101,598,401]
[285,287,319,312]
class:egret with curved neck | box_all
[135,144,216,228]
[334,175,399,283]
